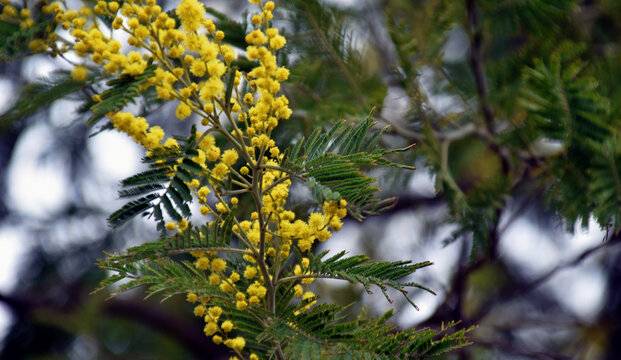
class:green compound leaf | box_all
[107,142,205,229]
[87,63,157,127]
[283,115,415,220]
[284,250,434,310]
[0,70,87,125]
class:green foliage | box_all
[0,15,54,61]
[299,250,434,308]
[107,130,205,231]
[0,70,86,125]
[518,47,616,229]
[280,0,387,123]
[590,138,621,232]
[98,244,471,359]
[88,62,157,127]
[283,115,415,220]
[100,215,237,267]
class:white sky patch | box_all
[316,222,363,256]
[380,86,410,123]
[500,218,560,276]
[408,166,437,197]
[7,123,70,218]
[88,131,144,181]
[545,260,606,322]
[0,226,32,348]
[501,216,606,321]
[0,227,32,292]
[49,99,81,128]
[391,216,462,327]
[21,56,59,82]
[0,302,11,350]
[320,0,359,8]
[419,67,465,115]
[441,26,469,63]
[0,78,15,114]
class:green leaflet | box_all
[97,249,468,359]
[99,213,236,267]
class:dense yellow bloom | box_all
[199,77,224,102]
[211,258,227,272]
[244,266,257,279]
[204,322,218,336]
[221,320,233,332]
[40,0,354,351]
[221,149,239,166]
[247,281,267,298]
[175,102,192,120]
[225,337,245,351]
[236,300,248,311]
[209,273,221,285]
[208,306,223,319]
[194,305,206,317]
[71,66,88,82]
[176,0,205,32]
[187,293,198,303]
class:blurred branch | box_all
[465,0,511,176]
[471,232,621,323]
[475,339,572,360]
[0,290,227,359]
[465,0,494,134]
[376,114,478,143]
[103,299,228,360]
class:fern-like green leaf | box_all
[590,138,621,232]
[284,251,434,309]
[108,142,206,229]
[87,63,157,127]
[0,70,87,124]
[283,115,414,220]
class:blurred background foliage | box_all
[1,0,621,359]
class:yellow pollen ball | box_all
[187,293,198,303]
[195,257,210,270]
[209,273,221,285]
[221,320,233,332]
[211,258,227,272]
[175,102,192,120]
[204,322,218,336]
[193,305,206,317]
[71,66,88,82]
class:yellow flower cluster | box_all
[29,0,353,353]
[0,0,58,53]
[0,2,33,29]
[109,112,164,149]
[186,252,247,352]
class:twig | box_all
[471,234,621,322]
[465,0,494,134]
